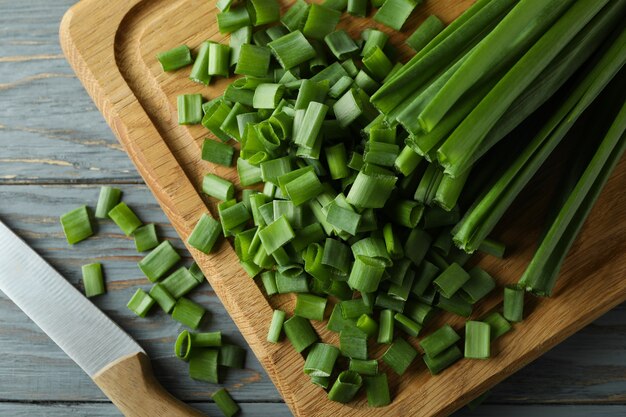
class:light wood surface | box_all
[93,352,205,417]
[48,0,626,416]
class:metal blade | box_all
[0,220,144,377]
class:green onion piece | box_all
[482,311,512,340]
[229,26,252,68]
[326,200,361,235]
[156,45,192,71]
[419,324,460,358]
[281,0,310,31]
[347,165,397,209]
[311,375,331,389]
[161,267,199,299]
[218,7,251,34]
[208,43,230,77]
[461,267,495,304]
[202,100,232,142]
[349,359,378,376]
[323,0,348,11]
[174,330,192,361]
[404,228,431,266]
[304,343,340,377]
[149,283,176,314]
[362,46,393,82]
[81,263,105,298]
[303,4,341,40]
[333,88,362,128]
[288,170,325,206]
[354,70,380,95]
[237,158,263,186]
[389,199,423,228]
[189,262,205,283]
[478,237,506,258]
[253,83,285,109]
[347,0,367,16]
[381,338,418,375]
[375,293,405,312]
[325,143,349,180]
[291,223,325,252]
[108,202,142,236]
[327,304,357,333]
[177,94,203,125]
[127,288,155,318]
[328,370,362,403]
[295,293,328,321]
[189,349,219,383]
[363,141,399,167]
[295,79,329,110]
[212,388,239,417]
[433,262,470,298]
[202,139,235,167]
[424,345,462,375]
[388,268,415,301]
[219,344,247,368]
[432,228,453,256]
[340,299,372,320]
[260,270,278,296]
[276,270,309,293]
[260,157,292,185]
[268,30,316,69]
[436,294,472,317]
[325,30,359,60]
[424,205,460,229]
[406,15,444,52]
[247,0,280,25]
[411,260,439,296]
[138,241,181,282]
[465,321,490,359]
[394,313,422,337]
[321,238,351,278]
[172,297,205,329]
[133,224,159,252]
[294,101,328,148]
[328,76,353,100]
[249,194,268,227]
[364,373,391,407]
[253,29,272,46]
[187,213,222,254]
[341,59,359,77]
[362,30,388,57]
[235,227,257,260]
[404,301,436,325]
[377,309,394,344]
[356,314,378,338]
[60,206,94,245]
[394,146,422,177]
[283,316,318,352]
[95,186,122,219]
[258,215,295,254]
[202,174,235,201]
[267,309,286,343]
[340,329,368,360]
[428,250,450,271]
[503,285,524,322]
[348,256,385,293]
[373,0,419,30]
[241,260,262,277]
[383,223,404,260]
[187,337,218,358]
[189,41,212,85]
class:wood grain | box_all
[57,0,626,416]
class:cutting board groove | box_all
[60,0,626,416]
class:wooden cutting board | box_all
[59,0,626,416]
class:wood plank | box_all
[1,185,626,409]
[59,0,626,415]
[0,0,141,184]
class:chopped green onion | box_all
[325,143,349,180]
[189,41,212,85]
[303,4,341,40]
[189,349,219,383]
[340,329,368,359]
[433,263,470,298]
[156,45,192,71]
[482,311,512,340]
[260,270,278,296]
[281,0,310,31]
[364,373,391,407]
[347,165,397,208]
[348,256,385,293]
[161,267,199,299]
[349,358,378,376]
[354,70,380,94]
[328,370,362,403]
[207,43,230,77]
[394,146,422,177]
[323,0,348,11]
[328,76,353,100]
[404,228,431,265]
[381,338,418,375]
[127,288,155,318]
[149,283,176,313]
[404,300,435,325]
[212,388,239,417]
[189,262,205,283]
[174,330,192,361]
[373,0,419,30]
[133,223,159,252]
[82,263,105,298]
[294,102,328,149]
[461,267,495,304]
[177,94,203,125]
[283,315,318,352]
[436,293,472,317]
[311,375,330,389]
[219,344,247,368]
[503,285,524,322]
[138,241,181,282]
[411,260,439,296]
[362,46,393,82]
[291,223,325,252]
[108,202,142,236]
[60,206,93,245]
[375,293,405,312]
[217,7,251,34]
[478,238,506,258]
[295,293,328,321]
[237,158,263,186]
[419,324,460,358]
[202,139,235,167]
[247,0,280,25]
[267,309,286,343]
[340,298,372,319]
[423,345,462,375]
[192,331,222,347]
[229,26,252,68]
[258,215,295,254]
[356,314,378,338]
[304,343,340,377]
[347,0,367,16]
[326,200,361,235]
[325,30,359,60]
[406,15,444,52]
[172,297,206,329]
[95,186,122,219]
[187,213,222,254]
[253,83,285,109]
[276,271,309,293]
[202,100,232,142]
[465,321,491,359]
[268,30,316,69]
[333,88,362,128]
[394,313,422,337]
[202,174,235,201]
[377,309,394,344]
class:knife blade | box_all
[0,220,205,417]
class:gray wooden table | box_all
[1,1,625,416]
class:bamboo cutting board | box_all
[59,0,626,416]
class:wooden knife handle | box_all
[93,352,206,417]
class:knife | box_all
[0,220,206,417]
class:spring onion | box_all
[461,267,495,304]
[127,288,155,318]
[177,94,203,125]
[189,349,219,383]
[295,293,328,321]
[172,297,206,329]
[423,345,462,375]
[267,309,286,343]
[503,285,524,322]
[219,344,247,368]
[138,241,181,282]
[108,202,142,236]
[149,283,176,314]
[373,0,421,31]
[156,45,192,71]
[340,329,368,359]
[95,186,122,219]
[303,4,341,40]
[212,388,239,417]
[247,0,280,26]
[284,316,318,352]
[328,370,362,403]
[202,139,235,167]
[482,311,512,340]
[188,213,222,254]
[349,358,378,376]
[133,223,159,252]
[190,41,212,85]
[406,15,444,52]
[268,30,316,69]
[82,263,105,298]
[381,337,418,375]
[161,267,199,299]
[60,206,93,245]
[304,343,340,376]
[364,373,391,407]
[465,321,491,359]
[175,330,192,361]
